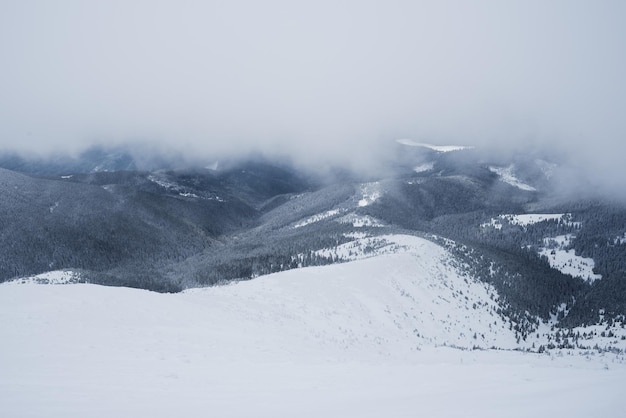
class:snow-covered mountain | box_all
[2,235,625,417]
[0,144,624,330]
[2,141,626,416]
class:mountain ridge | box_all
[1,144,625,330]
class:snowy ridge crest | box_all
[3,270,82,285]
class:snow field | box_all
[2,235,625,417]
[3,270,82,285]
[481,213,575,229]
[290,182,386,229]
[480,213,598,282]
[357,182,382,207]
[338,213,385,227]
[540,235,602,282]
[293,208,342,228]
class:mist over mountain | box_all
[1,1,625,194]
[3,143,626,415]
[3,3,626,415]
[1,140,625,331]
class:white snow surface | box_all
[481,213,576,229]
[1,235,624,417]
[357,182,382,207]
[414,162,435,173]
[3,269,81,285]
[540,235,602,282]
[338,213,385,227]
[179,192,199,198]
[481,218,503,230]
[481,214,598,282]
[293,209,342,228]
[397,138,473,152]
[489,165,537,191]
[147,174,223,201]
[147,174,177,189]
[505,213,564,226]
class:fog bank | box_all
[1,1,624,188]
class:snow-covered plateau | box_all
[1,235,624,417]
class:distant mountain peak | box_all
[396,138,474,153]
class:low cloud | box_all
[1,1,624,191]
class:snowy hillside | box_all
[2,235,625,417]
[480,213,600,282]
[1,149,623,332]
[488,165,536,191]
[540,234,602,282]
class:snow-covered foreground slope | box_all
[1,235,624,417]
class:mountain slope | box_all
[1,144,625,328]
[0,168,257,289]
[2,239,625,417]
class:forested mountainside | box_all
[1,142,625,328]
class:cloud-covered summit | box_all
[1,1,624,186]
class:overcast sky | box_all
[1,0,625,181]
